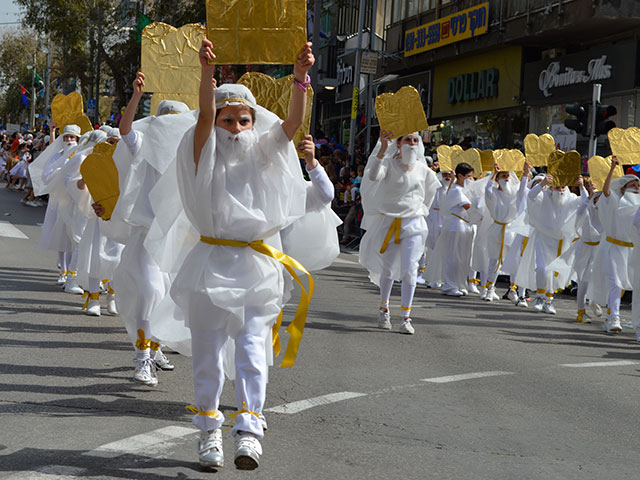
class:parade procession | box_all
[1,1,640,478]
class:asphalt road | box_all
[0,185,638,480]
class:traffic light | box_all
[564,103,588,136]
[594,102,616,136]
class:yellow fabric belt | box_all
[553,239,564,278]
[199,236,314,368]
[81,291,100,310]
[583,240,600,246]
[494,220,509,269]
[380,218,401,254]
[606,236,634,248]
[520,236,529,257]
[451,213,469,223]
[433,208,440,210]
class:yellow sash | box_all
[494,220,509,269]
[553,239,564,278]
[199,236,314,368]
[379,218,401,254]
[606,236,634,248]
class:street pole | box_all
[95,4,103,125]
[44,39,51,123]
[348,0,366,161]
[365,0,377,155]
[30,51,36,129]
[588,83,601,158]
[309,0,322,138]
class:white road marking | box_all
[561,360,640,368]
[421,371,514,384]
[3,465,87,479]
[82,425,198,459]
[332,257,357,265]
[0,221,28,239]
[265,391,368,414]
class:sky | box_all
[0,0,23,34]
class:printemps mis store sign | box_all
[404,2,489,57]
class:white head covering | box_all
[611,174,639,195]
[156,100,189,116]
[215,84,258,111]
[108,127,121,139]
[528,173,545,189]
[99,125,111,133]
[62,124,81,137]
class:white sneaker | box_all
[378,309,391,330]
[199,429,224,468]
[591,303,603,317]
[106,293,118,315]
[604,316,622,333]
[64,276,84,294]
[133,358,158,386]
[57,272,67,284]
[516,297,528,308]
[533,297,545,312]
[259,413,268,432]
[427,282,441,289]
[443,289,464,297]
[154,348,175,371]
[416,273,426,285]
[234,432,262,470]
[468,282,480,295]
[479,288,488,300]
[85,299,101,317]
[542,299,556,315]
[399,318,415,335]
[507,289,518,303]
[484,288,500,302]
[635,329,640,343]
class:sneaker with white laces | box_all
[484,288,500,302]
[57,272,67,284]
[532,296,545,312]
[199,428,224,468]
[133,358,158,386]
[507,289,518,304]
[443,289,464,297]
[427,282,441,289]
[468,282,480,295]
[604,316,622,333]
[154,347,175,371]
[516,297,528,308]
[64,276,84,294]
[416,273,426,285]
[106,293,118,315]
[85,299,101,317]
[542,299,556,314]
[591,303,603,317]
[234,432,262,470]
[479,288,489,300]
[399,318,415,335]
[378,309,391,330]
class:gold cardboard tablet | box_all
[494,148,526,174]
[547,150,582,187]
[436,144,463,173]
[207,0,306,64]
[608,127,640,165]
[79,142,119,221]
[587,155,623,191]
[375,86,428,140]
[524,133,556,167]
[237,72,313,156]
[480,149,495,173]
[451,148,482,178]
[51,92,93,134]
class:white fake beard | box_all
[399,144,418,166]
[62,142,77,155]
[550,190,568,208]
[622,189,640,206]
[498,179,516,196]
[215,127,257,162]
[464,177,473,188]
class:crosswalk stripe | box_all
[421,371,514,383]
[265,391,368,414]
[561,360,639,368]
[0,221,28,239]
[3,465,87,479]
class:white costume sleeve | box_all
[577,187,590,216]
[366,154,388,181]
[528,182,544,202]
[306,164,334,206]
[121,129,141,156]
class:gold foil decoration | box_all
[80,142,119,221]
[141,23,205,96]
[547,150,582,187]
[494,148,526,174]
[150,93,199,116]
[608,127,640,165]
[451,148,483,178]
[480,149,495,173]
[99,96,114,123]
[436,144,463,172]
[207,0,307,65]
[51,92,93,134]
[375,86,428,140]
[524,133,556,167]
[588,155,623,191]
[237,72,313,157]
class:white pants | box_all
[379,233,423,312]
[190,300,273,438]
[443,229,474,293]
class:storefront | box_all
[430,46,524,149]
[522,41,639,154]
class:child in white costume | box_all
[167,39,320,470]
[426,162,476,296]
[632,207,640,340]
[32,124,80,283]
[586,160,639,333]
[517,174,585,314]
[477,166,521,302]
[359,130,441,334]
